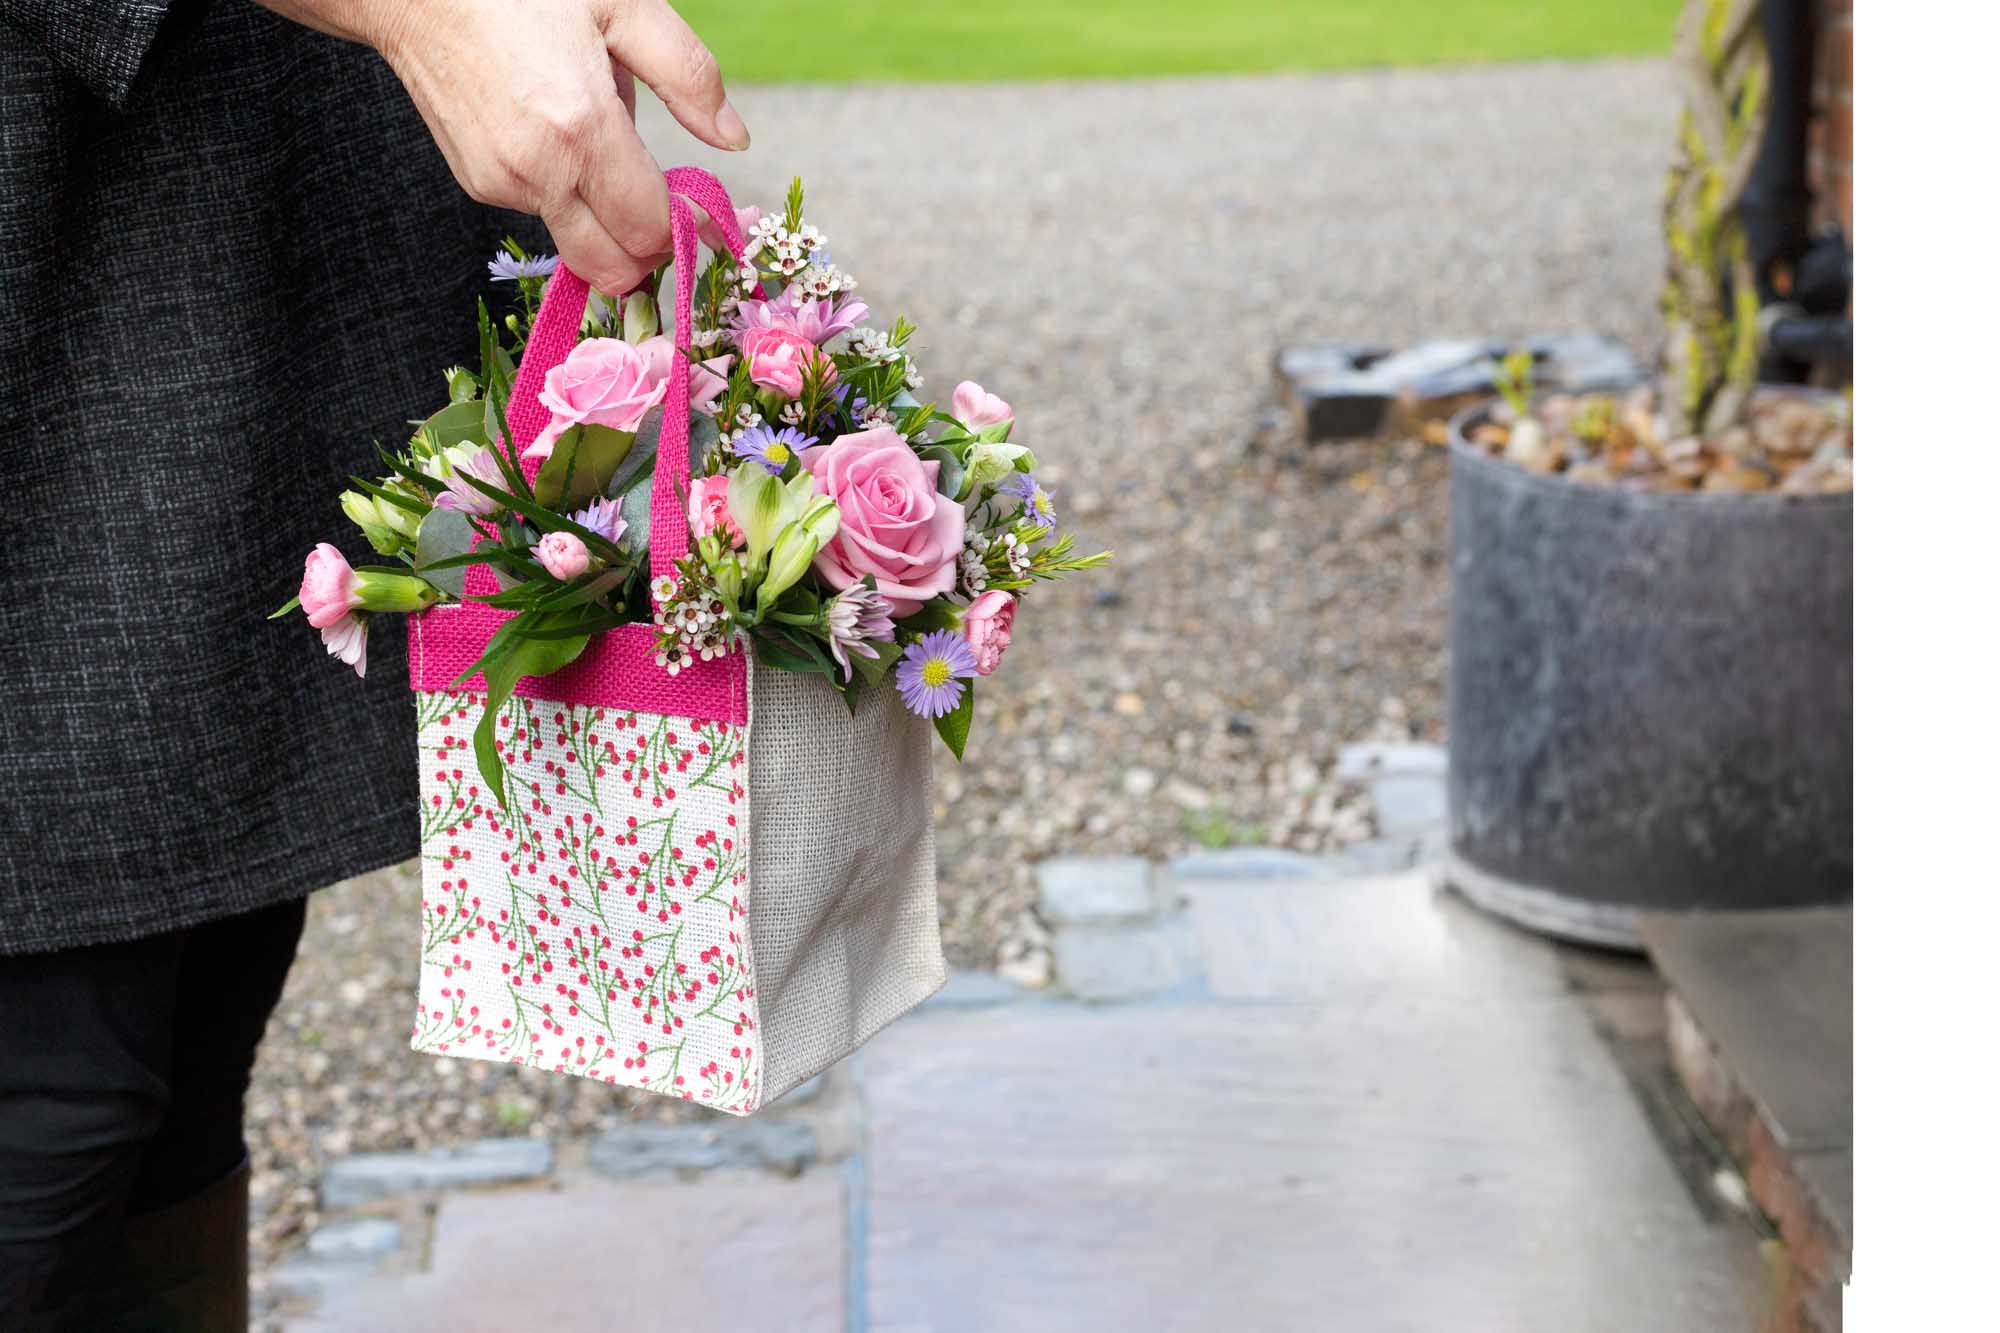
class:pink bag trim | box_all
[408,609,748,726]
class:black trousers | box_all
[0,897,306,1318]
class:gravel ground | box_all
[248,60,1677,1270]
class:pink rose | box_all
[698,204,761,254]
[803,426,966,616]
[952,380,1013,431]
[738,325,834,400]
[959,590,1017,676]
[526,337,670,459]
[299,543,359,629]
[533,531,591,581]
[635,340,734,416]
[687,474,744,547]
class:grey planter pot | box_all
[1443,399,1852,948]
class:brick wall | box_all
[1807,0,1853,236]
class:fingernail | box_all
[715,100,750,151]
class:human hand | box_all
[257,0,747,294]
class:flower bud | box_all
[349,569,442,613]
[621,291,660,345]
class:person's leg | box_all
[0,931,184,1319]
[94,895,310,1333]
[131,895,309,1213]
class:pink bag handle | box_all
[465,167,749,597]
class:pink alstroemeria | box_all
[731,292,869,348]
[432,446,506,516]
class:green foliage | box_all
[1493,348,1535,418]
[933,684,973,761]
[675,1,1680,81]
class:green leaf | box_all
[346,475,430,517]
[268,595,301,620]
[471,631,591,810]
[896,601,962,635]
[532,423,638,511]
[415,399,490,456]
[413,507,475,598]
[850,638,903,688]
[457,473,627,564]
[933,683,974,760]
[687,414,721,472]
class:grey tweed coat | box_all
[0,1,546,953]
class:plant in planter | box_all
[1443,0,1853,947]
[1464,0,1852,496]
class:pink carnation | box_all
[299,543,359,629]
[959,590,1017,676]
[738,325,834,400]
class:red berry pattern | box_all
[410,690,761,1114]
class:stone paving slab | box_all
[1175,868,1565,1003]
[289,1170,846,1331]
[864,868,1767,1332]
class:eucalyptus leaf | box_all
[687,414,721,472]
[618,474,653,557]
[416,399,489,455]
[533,424,640,510]
[413,507,475,598]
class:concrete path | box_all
[274,762,1772,1331]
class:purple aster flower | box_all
[731,424,816,475]
[826,583,895,681]
[999,472,1057,532]
[895,630,976,718]
[569,495,629,547]
[488,251,559,283]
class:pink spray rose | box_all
[738,325,834,400]
[526,337,670,459]
[533,531,591,581]
[687,474,745,548]
[959,590,1017,676]
[803,426,967,616]
[299,543,359,629]
[635,339,734,416]
[952,380,1013,431]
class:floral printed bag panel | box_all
[406,167,945,1114]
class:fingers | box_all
[579,117,676,273]
[601,1,749,151]
[545,192,651,295]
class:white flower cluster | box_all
[959,532,990,595]
[690,328,727,350]
[719,403,765,446]
[751,214,829,278]
[999,531,1032,578]
[847,328,901,364]
[790,264,857,303]
[650,573,732,676]
[857,402,897,430]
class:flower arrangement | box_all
[275,179,1107,799]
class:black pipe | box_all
[1764,312,1853,368]
[1742,0,1817,308]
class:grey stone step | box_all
[1643,908,1852,1311]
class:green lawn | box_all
[677,0,1682,83]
